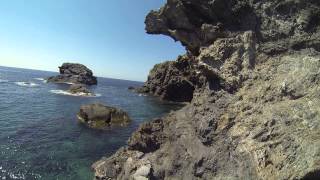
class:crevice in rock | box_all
[302,170,320,180]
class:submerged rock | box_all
[77,103,130,129]
[47,63,97,85]
[94,0,320,179]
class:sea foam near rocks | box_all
[49,90,101,97]
[33,78,47,83]
[14,82,39,87]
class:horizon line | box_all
[0,65,144,83]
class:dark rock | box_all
[47,63,97,85]
[128,86,135,90]
[136,55,221,102]
[77,103,130,129]
[145,0,320,55]
[67,84,93,96]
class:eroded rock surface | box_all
[94,0,320,179]
[136,55,217,102]
[78,103,130,129]
[145,0,320,55]
[47,63,97,85]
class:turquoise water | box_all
[0,66,182,180]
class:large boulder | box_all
[47,63,97,85]
[77,103,130,129]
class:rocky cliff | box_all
[93,0,320,179]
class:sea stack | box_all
[93,0,320,179]
[47,63,97,85]
[77,103,130,129]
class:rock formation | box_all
[93,0,320,179]
[128,86,135,90]
[68,84,93,96]
[47,63,97,85]
[136,54,220,102]
[78,103,130,129]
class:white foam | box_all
[138,94,147,97]
[0,79,9,83]
[50,90,100,97]
[53,82,74,85]
[14,82,39,87]
[34,78,44,81]
[33,78,47,83]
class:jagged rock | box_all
[136,55,221,102]
[136,58,196,102]
[92,149,152,180]
[127,118,165,153]
[47,63,97,85]
[67,84,93,96]
[145,0,320,55]
[93,0,320,179]
[137,31,257,101]
[77,103,130,129]
[94,52,320,180]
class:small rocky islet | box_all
[48,63,97,96]
[92,0,320,180]
[47,63,97,85]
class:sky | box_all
[0,0,185,81]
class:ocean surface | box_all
[0,66,182,180]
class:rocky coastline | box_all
[93,0,320,179]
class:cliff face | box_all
[93,0,320,179]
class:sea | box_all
[0,66,182,180]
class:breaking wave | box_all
[0,79,9,83]
[49,90,101,97]
[33,78,47,83]
[14,82,39,87]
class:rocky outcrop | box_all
[136,56,205,102]
[145,0,320,56]
[93,0,320,179]
[67,84,93,96]
[77,103,130,129]
[47,63,97,85]
[137,30,256,102]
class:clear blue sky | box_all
[0,0,184,81]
